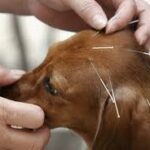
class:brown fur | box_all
[1,29,150,150]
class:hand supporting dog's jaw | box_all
[1,29,150,150]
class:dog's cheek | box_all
[44,99,75,128]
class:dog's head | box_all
[2,30,150,149]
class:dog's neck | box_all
[92,99,130,150]
[69,97,121,150]
[69,114,99,148]
[69,102,117,150]
[73,84,150,150]
[78,100,131,150]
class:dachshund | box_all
[1,29,150,150]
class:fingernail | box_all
[9,70,25,80]
[92,15,107,30]
[106,18,116,34]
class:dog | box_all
[1,29,150,150]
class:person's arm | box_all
[0,0,29,15]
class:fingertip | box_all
[66,0,108,30]
[37,126,50,137]
[36,126,51,146]
[42,126,51,142]
[30,105,45,129]
[135,29,148,46]
[106,0,136,34]
[9,70,25,80]
[106,18,117,34]
[92,15,107,30]
[0,68,25,86]
[44,128,51,145]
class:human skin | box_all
[0,0,150,149]
[0,67,50,150]
[0,0,150,48]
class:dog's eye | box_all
[43,77,58,95]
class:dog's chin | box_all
[45,118,59,129]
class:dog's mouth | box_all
[44,118,51,128]
[44,116,61,129]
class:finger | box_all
[135,4,150,45]
[39,0,69,11]
[30,1,89,31]
[63,0,107,30]
[0,66,25,86]
[106,0,136,33]
[5,126,50,150]
[0,97,44,129]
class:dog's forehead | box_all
[51,31,94,54]
[44,29,142,81]
[49,29,139,57]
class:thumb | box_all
[64,0,107,30]
[0,66,25,86]
[106,0,136,33]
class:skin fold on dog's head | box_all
[1,29,150,150]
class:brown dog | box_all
[1,29,150,150]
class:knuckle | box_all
[79,0,95,14]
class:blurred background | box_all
[0,14,87,150]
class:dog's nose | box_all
[0,84,20,100]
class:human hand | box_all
[134,0,150,49]
[28,0,150,48]
[0,66,50,150]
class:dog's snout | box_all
[0,83,20,100]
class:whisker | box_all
[109,76,120,118]
[92,46,114,50]
[128,49,150,56]
[146,99,150,107]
